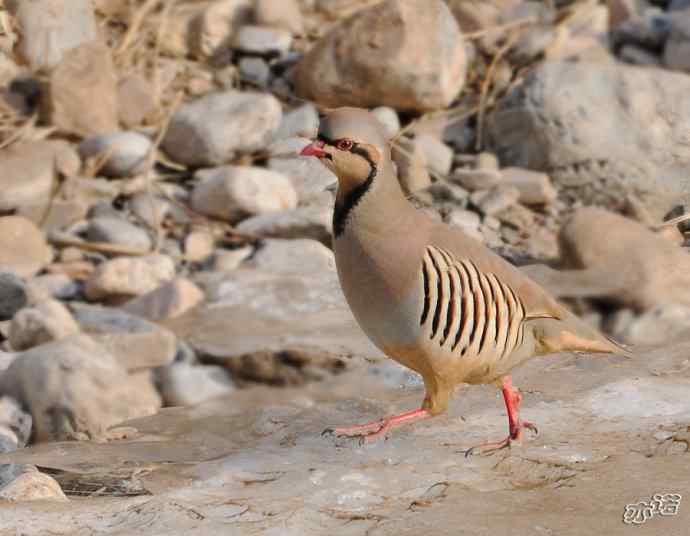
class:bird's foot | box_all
[464,419,539,457]
[322,408,432,445]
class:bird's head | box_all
[300,107,388,197]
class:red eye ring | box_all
[336,139,354,151]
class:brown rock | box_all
[294,0,467,112]
[42,41,118,138]
[8,300,80,351]
[123,278,205,321]
[191,0,254,59]
[84,255,176,300]
[0,470,67,502]
[0,216,52,278]
[255,0,304,35]
[117,75,157,128]
[184,231,215,262]
[501,167,557,205]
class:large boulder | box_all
[294,0,467,112]
[488,61,690,216]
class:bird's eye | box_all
[336,139,354,151]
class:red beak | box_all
[300,140,327,158]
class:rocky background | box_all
[0,0,689,526]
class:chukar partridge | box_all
[300,108,626,454]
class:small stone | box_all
[0,471,68,503]
[501,167,557,205]
[84,254,176,300]
[664,12,690,72]
[495,203,536,232]
[162,91,282,167]
[274,103,320,141]
[255,0,304,35]
[247,239,335,275]
[607,0,639,31]
[185,231,215,262]
[268,136,311,156]
[8,300,80,351]
[69,303,177,371]
[371,107,401,139]
[233,25,293,55]
[86,217,153,251]
[159,363,235,407]
[268,155,337,203]
[391,137,431,194]
[123,278,205,321]
[191,0,254,59]
[473,186,520,216]
[476,151,499,171]
[451,168,502,191]
[425,181,469,205]
[618,304,690,345]
[0,216,53,278]
[413,134,453,176]
[28,274,79,301]
[117,75,157,128]
[42,41,119,138]
[238,57,271,87]
[446,209,481,232]
[191,166,298,223]
[213,246,254,271]
[79,132,152,178]
[0,274,28,321]
[236,204,332,244]
[0,397,32,450]
[8,0,97,71]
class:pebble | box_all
[191,166,298,223]
[371,106,401,139]
[664,12,690,72]
[236,204,333,244]
[159,363,235,407]
[84,254,176,300]
[78,132,152,178]
[0,273,28,321]
[238,57,271,87]
[451,168,503,191]
[8,299,80,351]
[268,155,337,202]
[446,209,481,232]
[163,91,283,167]
[184,231,216,262]
[213,246,254,271]
[0,397,32,450]
[247,239,336,275]
[274,103,320,141]
[233,25,293,56]
[413,134,454,177]
[255,0,304,35]
[123,278,205,321]
[0,216,53,278]
[425,182,469,205]
[501,167,558,205]
[191,0,254,59]
[28,274,80,301]
[87,217,153,251]
[117,74,157,128]
[0,470,68,503]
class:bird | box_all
[300,107,628,455]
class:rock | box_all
[184,231,215,262]
[191,166,297,223]
[0,471,67,503]
[28,274,79,301]
[8,300,80,351]
[495,203,535,232]
[191,0,254,60]
[488,61,690,216]
[162,91,282,167]
[123,278,205,321]
[212,246,254,271]
[0,140,81,213]
[0,274,28,321]
[8,0,98,71]
[159,363,235,407]
[607,0,639,31]
[246,239,335,275]
[236,204,332,244]
[78,132,152,178]
[0,335,145,441]
[86,218,153,251]
[477,151,499,171]
[413,135,453,177]
[42,41,119,138]
[664,12,690,72]
[619,43,662,65]
[267,155,336,203]
[391,137,431,194]
[0,216,53,278]
[238,57,271,87]
[273,103,319,141]
[446,209,481,233]
[0,397,32,450]
[233,25,293,55]
[501,167,557,205]
[371,106,400,139]
[425,182,469,205]
[451,168,502,191]
[255,0,304,35]
[117,75,157,128]
[615,304,690,346]
[472,185,519,216]
[611,9,671,52]
[295,0,467,112]
[69,303,177,371]
[84,254,175,300]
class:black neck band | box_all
[332,144,377,238]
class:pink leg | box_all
[323,408,432,444]
[465,376,538,457]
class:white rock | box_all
[447,209,481,232]
[413,134,453,176]
[0,471,68,503]
[78,132,152,178]
[191,0,254,59]
[451,168,503,191]
[163,91,283,167]
[268,156,337,203]
[501,167,557,205]
[87,217,153,251]
[123,278,205,321]
[238,57,271,87]
[159,363,235,407]
[191,166,298,223]
[8,300,80,351]
[274,103,320,141]
[236,204,333,243]
[184,231,215,262]
[255,0,304,35]
[213,246,254,271]
[84,254,176,300]
[247,239,336,275]
[371,106,401,139]
[233,25,293,55]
